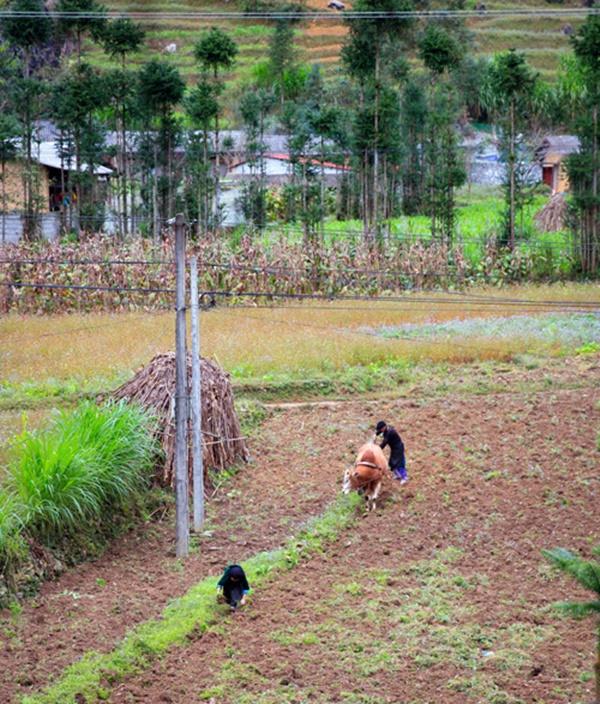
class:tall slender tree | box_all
[238,87,274,230]
[2,0,53,239]
[51,62,109,236]
[566,13,600,273]
[138,60,185,239]
[342,0,415,240]
[482,49,538,250]
[418,23,465,245]
[185,81,219,234]
[0,114,20,243]
[194,28,238,226]
[101,18,145,236]
[56,0,107,64]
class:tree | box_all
[566,13,600,273]
[138,60,185,239]
[194,27,238,225]
[400,78,427,215]
[482,49,538,250]
[101,18,145,236]
[2,0,52,77]
[238,87,275,230]
[342,0,415,240]
[56,0,107,64]
[2,0,53,239]
[184,81,219,234]
[418,24,466,245]
[0,113,20,244]
[542,546,600,704]
[51,62,109,236]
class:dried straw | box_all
[110,353,249,487]
[534,193,567,233]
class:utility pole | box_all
[189,256,205,531]
[174,213,189,557]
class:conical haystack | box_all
[534,192,568,233]
[110,353,249,487]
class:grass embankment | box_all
[0,402,159,601]
[20,492,362,704]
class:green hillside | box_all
[83,0,588,88]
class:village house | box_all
[535,134,580,195]
[227,152,351,186]
[1,140,112,243]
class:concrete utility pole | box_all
[189,256,205,531]
[174,213,189,557]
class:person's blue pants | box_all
[391,465,407,481]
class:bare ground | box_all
[1,357,599,703]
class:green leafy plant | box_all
[542,546,600,703]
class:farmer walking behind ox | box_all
[375,420,408,484]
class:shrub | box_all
[0,401,159,586]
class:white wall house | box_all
[228,153,351,186]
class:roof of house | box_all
[34,142,113,175]
[230,152,351,171]
[536,135,580,163]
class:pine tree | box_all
[238,87,274,230]
[51,63,109,236]
[56,0,107,64]
[342,0,415,240]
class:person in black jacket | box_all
[375,420,408,484]
[217,564,251,611]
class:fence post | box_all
[189,256,204,531]
[174,213,189,557]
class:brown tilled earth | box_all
[1,358,599,704]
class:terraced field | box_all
[87,0,589,87]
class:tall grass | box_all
[0,401,159,564]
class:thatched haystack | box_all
[534,193,567,233]
[111,353,249,487]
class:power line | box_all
[0,8,598,19]
[2,279,599,311]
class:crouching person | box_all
[217,564,250,611]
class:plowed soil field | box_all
[1,359,599,704]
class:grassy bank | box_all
[0,401,159,603]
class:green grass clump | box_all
[0,401,159,580]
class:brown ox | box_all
[342,442,388,511]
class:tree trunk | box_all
[213,68,220,229]
[373,49,380,239]
[509,99,516,251]
[591,103,598,273]
[1,160,5,245]
[153,141,160,242]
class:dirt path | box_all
[1,361,599,703]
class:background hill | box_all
[87,0,587,89]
